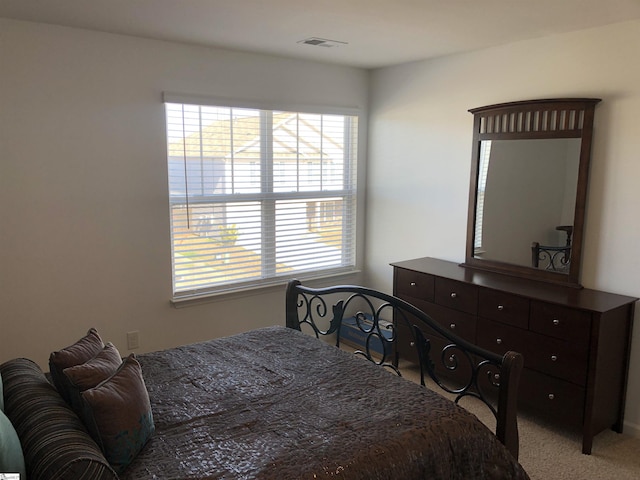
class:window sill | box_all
[170,269,362,308]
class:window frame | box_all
[163,93,362,302]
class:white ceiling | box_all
[2,0,640,69]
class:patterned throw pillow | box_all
[81,354,155,474]
[49,328,104,404]
[63,343,122,413]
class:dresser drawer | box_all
[524,330,588,386]
[478,288,529,329]
[415,299,477,343]
[394,297,476,345]
[394,318,442,364]
[395,321,473,390]
[434,278,478,314]
[519,369,585,427]
[476,318,530,359]
[395,321,419,364]
[395,268,435,302]
[478,317,588,385]
[530,301,591,344]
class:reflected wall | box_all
[474,138,580,269]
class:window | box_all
[164,97,359,300]
[474,140,492,252]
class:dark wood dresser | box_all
[391,257,637,454]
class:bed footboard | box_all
[285,279,524,460]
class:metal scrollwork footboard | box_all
[285,279,524,460]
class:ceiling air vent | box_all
[297,37,348,48]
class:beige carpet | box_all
[516,411,640,479]
[399,361,640,479]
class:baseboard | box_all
[623,420,640,439]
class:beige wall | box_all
[367,20,640,436]
[0,19,367,367]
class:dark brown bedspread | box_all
[122,326,529,480]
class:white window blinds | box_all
[474,140,492,251]
[164,100,359,299]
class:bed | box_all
[0,280,528,479]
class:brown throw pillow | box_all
[63,343,122,413]
[81,354,155,474]
[63,343,122,391]
[49,328,104,404]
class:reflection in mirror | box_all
[473,138,581,273]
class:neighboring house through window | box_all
[164,95,359,300]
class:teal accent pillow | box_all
[0,408,26,478]
[81,354,155,474]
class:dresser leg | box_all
[612,418,624,433]
[582,436,593,455]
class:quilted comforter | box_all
[122,326,529,479]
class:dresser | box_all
[391,257,637,454]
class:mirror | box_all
[474,138,580,268]
[463,99,601,287]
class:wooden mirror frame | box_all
[462,98,601,287]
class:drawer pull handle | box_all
[410,341,415,347]
[496,338,503,345]
[553,319,560,326]
[450,323,456,330]
[497,305,504,311]
[450,292,457,298]
[410,282,416,287]
[551,355,558,362]
[548,393,555,400]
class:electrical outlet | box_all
[127,330,140,350]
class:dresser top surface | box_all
[391,257,638,313]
